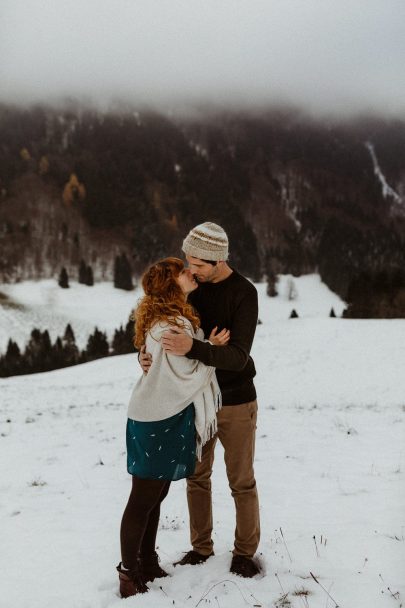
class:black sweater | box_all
[187,270,258,405]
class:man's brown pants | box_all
[186,399,260,557]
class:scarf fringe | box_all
[196,391,222,461]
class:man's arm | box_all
[138,344,152,373]
[187,293,257,371]
[188,288,258,371]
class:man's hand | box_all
[161,327,193,355]
[139,345,152,373]
[209,326,230,346]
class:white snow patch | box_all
[0,280,142,350]
[365,141,401,203]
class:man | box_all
[141,222,260,578]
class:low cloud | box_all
[1,0,404,117]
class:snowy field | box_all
[1,275,404,608]
[0,280,143,351]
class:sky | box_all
[1,0,405,117]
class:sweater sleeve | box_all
[147,320,216,402]
[185,288,258,371]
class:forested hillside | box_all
[1,103,404,308]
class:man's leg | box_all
[186,434,217,555]
[218,400,260,557]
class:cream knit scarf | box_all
[127,317,222,460]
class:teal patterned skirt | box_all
[126,403,196,480]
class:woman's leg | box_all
[140,480,171,556]
[120,476,170,569]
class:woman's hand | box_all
[209,326,230,346]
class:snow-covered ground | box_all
[1,275,404,608]
[0,280,143,351]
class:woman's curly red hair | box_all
[133,257,200,349]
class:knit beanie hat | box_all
[182,222,229,261]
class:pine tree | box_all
[24,329,42,373]
[41,330,53,371]
[58,267,69,288]
[24,329,53,373]
[111,317,135,355]
[113,256,121,289]
[289,309,299,319]
[266,270,278,297]
[64,323,75,343]
[111,326,126,355]
[52,337,65,369]
[62,324,79,366]
[84,327,109,361]
[114,254,133,290]
[85,265,94,286]
[79,261,94,286]
[79,260,87,284]
[329,307,336,318]
[0,339,22,377]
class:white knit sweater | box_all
[128,317,221,457]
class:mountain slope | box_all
[1,104,405,297]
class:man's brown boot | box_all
[116,562,149,598]
[230,555,261,578]
[174,550,214,566]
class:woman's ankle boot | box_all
[116,562,149,598]
[140,551,169,582]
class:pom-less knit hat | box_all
[182,222,229,261]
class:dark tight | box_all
[120,475,171,569]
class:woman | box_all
[117,257,229,598]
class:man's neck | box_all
[211,263,233,283]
